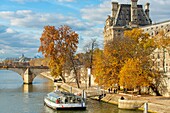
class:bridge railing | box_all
[0,63,49,69]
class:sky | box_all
[0,0,170,59]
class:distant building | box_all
[5,54,32,63]
[18,54,32,62]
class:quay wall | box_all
[40,71,54,81]
[40,71,83,94]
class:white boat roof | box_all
[47,91,63,99]
[47,91,82,99]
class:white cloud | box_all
[0,10,92,31]
[57,0,74,2]
[0,25,40,58]
[81,0,111,25]
[11,0,42,3]
[11,0,75,3]
[0,49,5,54]
[6,28,16,33]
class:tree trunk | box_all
[69,52,80,88]
[72,65,80,88]
[137,86,141,95]
[60,74,66,83]
[149,84,162,96]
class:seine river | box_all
[0,70,143,113]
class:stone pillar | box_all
[23,68,33,84]
[145,3,150,18]
[131,0,138,23]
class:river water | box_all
[0,70,143,113]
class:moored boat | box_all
[44,90,86,110]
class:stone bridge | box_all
[0,65,49,84]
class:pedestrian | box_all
[120,96,124,100]
[108,88,110,93]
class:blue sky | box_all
[0,0,170,59]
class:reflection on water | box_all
[22,84,33,93]
[43,99,142,113]
[0,70,143,113]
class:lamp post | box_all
[88,68,91,87]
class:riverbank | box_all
[91,93,170,113]
[66,83,170,113]
[40,72,170,113]
[40,72,54,81]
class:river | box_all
[0,70,143,113]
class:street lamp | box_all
[87,68,91,87]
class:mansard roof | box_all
[114,4,152,27]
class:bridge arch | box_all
[0,66,49,84]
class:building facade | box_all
[104,0,170,96]
[104,0,152,44]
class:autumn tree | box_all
[38,25,80,87]
[119,58,153,94]
[122,29,170,95]
[93,28,156,92]
[93,48,106,86]
[120,29,157,93]
[93,43,123,89]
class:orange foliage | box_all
[152,30,170,49]
[38,25,79,78]
[119,58,150,89]
[93,28,157,90]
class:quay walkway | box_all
[60,83,170,113]
[40,72,170,113]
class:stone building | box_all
[143,21,170,96]
[104,0,152,44]
[104,0,170,96]
[142,21,170,73]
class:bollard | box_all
[144,102,148,113]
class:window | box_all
[157,53,160,59]
[166,67,168,72]
[158,62,160,66]
[152,61,154,65]
[155,31,158,35]
[152,54,155,59]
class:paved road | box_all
[137,96,170,113]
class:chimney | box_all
[145,2,150,18]
[131,0,138,23]
[112,2,118,18]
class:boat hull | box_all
[44,97,86,110]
